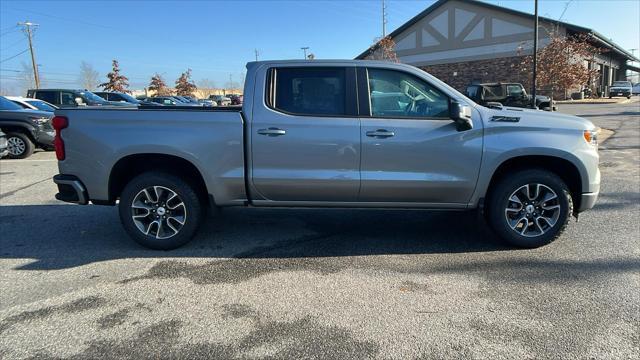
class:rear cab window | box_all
[34,91,58,105]
[266,67,356,116]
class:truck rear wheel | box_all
[6,132,34,159]
[118,172,203,250]
[486,169,572,248]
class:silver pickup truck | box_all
[52,60,600,250]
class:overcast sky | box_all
[1,0,638,93]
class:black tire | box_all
[118,172,203,250]
[486,169,573,248]
[6,132,34,159]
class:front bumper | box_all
[53,174,88,205]
[610,90,631,97]
[577,191,599,212]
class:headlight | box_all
[583,129,598,147]
[29,116,50,125]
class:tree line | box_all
[80,59,208,96]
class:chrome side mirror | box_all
[450,101,473,131]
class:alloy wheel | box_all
[504,183,561,237]
[7,137,26,156]
[131,186,187,239]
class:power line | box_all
[0,49,29,63]
[0,37,25,52]
[0,27,20,37]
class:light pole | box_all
[531,0,538,109]
[301,47,309,59]
[18,21,40,89]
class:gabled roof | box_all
[355,0,640,63]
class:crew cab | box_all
[52,60,600,250]
[466,82,555,111]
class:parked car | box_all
[198,99,217,106]
[26,89,131,108]
[632,83,640,95]
[146,97,199,106]
[0,130,8,159]
[209,95,231,106]
[608,81,632,99]
[6,96,58,112]
[0,96,54,159]
[466,82,555,111]
[94,92,164,106]
[52,60,599,251]
[228,94,243,105]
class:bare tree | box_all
[99,59,130,93]
[78,61,99,90]
[365,36,399,62]
[17,61,40,95]
[175,69,197,96]
[197,78,216,89]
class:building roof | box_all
[355,0,640,63]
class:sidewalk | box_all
[555,97,637,105]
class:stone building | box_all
[356,0,639,98]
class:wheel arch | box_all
[108,153,210,206]
[0,123,37,142]
[483,154,584,210]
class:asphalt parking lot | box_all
[1,100,639,359]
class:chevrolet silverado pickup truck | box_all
[52,60,600,250]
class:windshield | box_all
[26,100,56,111]
[0,96,24,110]
[612,81,631,87]
[118,92,140,103]
[79,91,109,104]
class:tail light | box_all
[52,116,68,160]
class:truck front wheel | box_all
[118,172,203,250]
[486,169,573,248]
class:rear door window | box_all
[34,91,58,105]
[269,67,348,116]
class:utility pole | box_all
[254,49,260,61]
[18,21,40,89]
[301,47,309,59]
[531,0,538,109]
[382,0,388,37]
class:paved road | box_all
[1,100,638,359]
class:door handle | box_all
[257,128,286,136]
[366,129,395,138]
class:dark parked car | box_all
[228,94,243,105]
[0,130,8,159]
[94,92,162,106]
[27,89,131,108]
[0,96,54,159]
[609,81,632,99]
[465,82,555,111]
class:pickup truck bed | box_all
[52,60,600,250]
